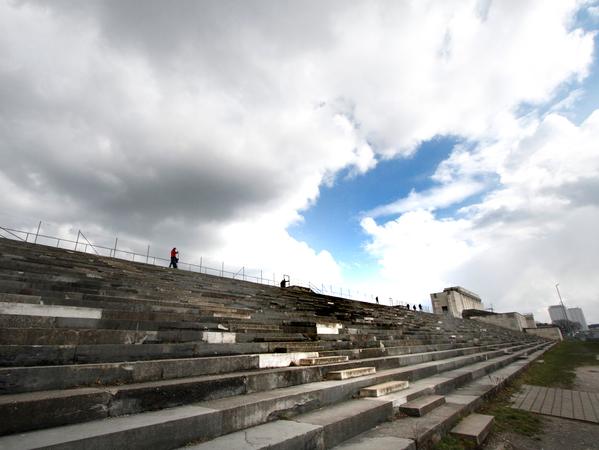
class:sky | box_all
[1,0,599,324]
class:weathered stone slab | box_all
[258,352,319,368]
[295,398,393,448]
[359,380,409,397]
[0,302,102,319]
[398,395,446,417]
[201,331,236,344]
[334,435,415,450]
[327,367,376,380]
[450,413,494,445]
[299,356,348,366]
[182,419,324,450]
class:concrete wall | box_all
[430,286,484,318]
[524,314,536,329]
[525,326,563,341]
[472,312,528,332]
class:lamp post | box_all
[555,283,569,336]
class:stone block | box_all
[359,380,409,397]
[326,367,376,380]
[399,395,446,417]
[299,356,349,366]
[450,413,494,445]
[0,302,102,319]
[258,352,319,368]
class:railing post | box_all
[34,221,41,244]
[74,230,80,250]
[146,245,150,264]
[221,261,224,277]
[113,237,118,258]
[25,232,30,242]
[242,267,245,281]
[199,256,203,273]
[56,239,60,247]
[260,270,263,284]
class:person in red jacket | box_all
[169,247,179,268]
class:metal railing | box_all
[0,223,431,311]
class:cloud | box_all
[366,179,486,218]
[361,110,599,322]
[0,1,596,297]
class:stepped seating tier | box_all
[0,238,550,449]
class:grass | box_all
[433,340,599,449]
[433,434,476,450]
[519,340,599,388]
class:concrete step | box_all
[293,398,393,448]
[327,367,376,380]
[333,436,415,449]
[450,413,494,446]
[331,344,552,450]
[0,343,528,435]
[181,420,324,450]
[299,356,349,366]
[0,342,549,449]
[398,394,446,417]
[359,380,409,397]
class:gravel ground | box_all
[573,366,599,393]
[484,416,599,450]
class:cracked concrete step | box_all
[334,436,415,450]
[299,356,349,366]
[327,367,376,380]
[398,394,446,417]
[331,344,553,450]
[450,413,494,446]
[293,398,393,448]
[0,343,527,435]
[0,341,520,393]
[181,419,325,450]
[359,380,410,397]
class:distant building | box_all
[567,307,588,331]
[548,304,568,322]
[548,305,589,331]
[430,286,484,318]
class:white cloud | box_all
[361,110,599,322]
[0,1,597,305]
[366,179,486,218]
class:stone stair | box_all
[0,238,552,449]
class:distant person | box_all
[280,278,287,288]
[375,296,379,304]
[169,247,179,268]
[406,303,410,310]
[413,305,416,311]
[418,304,423,311]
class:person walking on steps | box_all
[169,247,179,268]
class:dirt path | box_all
[573,366,599,393]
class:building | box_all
[548,304,568,322]
[567,307,588,331]
[430,286,484,318]
[548,305,589,331]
